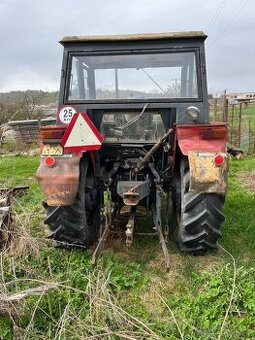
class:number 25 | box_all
[63,109,73,119]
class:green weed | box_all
[0,155,254,339]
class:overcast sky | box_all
[0,0,254,94]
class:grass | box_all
[0,155,39,187]
[0,155,255,339]
[222,157,255,263]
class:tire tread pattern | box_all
[44,158,100,248]
[176,158,225,253]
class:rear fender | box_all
[36,151,98,206]
[176,123,227,155]
[36,153,81,206]
[188,151,228,194]
[37,121,100,205]
[176,124,228,194]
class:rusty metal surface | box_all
[151,184,171,271]
[125,212,135,246]
[135,128,173,172]
[36,154,80,205]
[157,220,171,271]
[60,31,207,44]
[123,191,140,206]
[117,181,150,206]
[188,151,228,194]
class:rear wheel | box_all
[173,157,225,253]
[44,157,100,248]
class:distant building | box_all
[227,92,255,104]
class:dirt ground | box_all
[238,170,255,192]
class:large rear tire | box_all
[44,157,100,248]
[173,157,225,253]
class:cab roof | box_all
[60,31,207,44]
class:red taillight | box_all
[44,156,56,167]
[40,126,66,140]
[214,154,224,165]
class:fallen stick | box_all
[0,282,58,302]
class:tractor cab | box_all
[58,32,209,129]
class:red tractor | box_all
[37,32,228,268]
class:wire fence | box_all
[209,98,255,154]
[1,102,254,155]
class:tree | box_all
[0,90,58,124]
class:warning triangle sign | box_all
[61,113,103,152]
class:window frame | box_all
[64,48,203,104]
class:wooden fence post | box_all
[248,120,251,155]
[224,99,228,122]
[222,90,228,122]
[230,104,234,145]
[237,103,242,148]
[213,98,217,122]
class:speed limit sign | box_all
[58,106,77,125]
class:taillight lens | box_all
[200,127,227,139]
[44,156,56,167]
[214,154,224,165]
[40,126,66,140]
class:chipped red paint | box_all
[176,124,228,155]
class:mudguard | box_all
[37,114,103,206]
[176,124,228,194]
[188,151,228,194]
[176,124,227,155]
[36,153,81,206]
